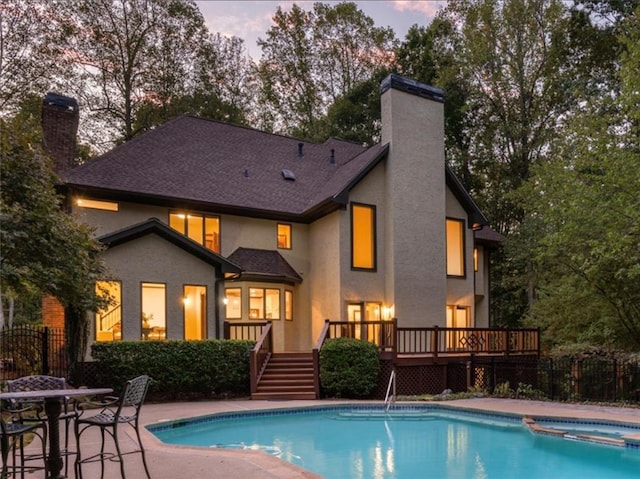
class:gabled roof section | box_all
[474,226,504,249]
[98,217,242,273]
[64,116,372,222]
[227,248,303,285]
[445,165,489,229]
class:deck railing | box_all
[224,320,268,342]
[323,320,540,358]
[249,321,272,394]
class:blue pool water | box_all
[150,405,640,479]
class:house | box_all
[44,75,501,356]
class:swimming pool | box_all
[149,404,640,479]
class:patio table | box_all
[0,387,112,479]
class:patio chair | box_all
[1,402,48,479]
[6,375,78,476]
[74,375,152,479]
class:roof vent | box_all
[298,143,304,157]
[330,149,335,164]
[282,169,296,181]
[244,169,249,178]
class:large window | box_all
[184,285,206,340]
[351,203,376,270]
[446,218,465,277]
[285,290,293,321]
[446,305,471,350]
[225,288,242,319]
[141,282,166,340]
[249,288,281,320]
[277,223,292,249]
[95,281,121,341]
[169,212,220,253]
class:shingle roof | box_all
[64,116,382,221]
[227,248,302,285]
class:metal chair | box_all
[1,402,48,479]
[74,375,152,479]
[6,375,78,476]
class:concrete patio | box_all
[11,398,640,478]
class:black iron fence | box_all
[0,325,68,382]
[470,356,640,403]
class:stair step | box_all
[251,392,317,400]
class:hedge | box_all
[320,337,380,398]
[90,339,254,399]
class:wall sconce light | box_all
[223,297,229,305]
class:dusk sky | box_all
[195,1,446,58]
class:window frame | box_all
[141,282,167,340]
[224,287,242,319]
[249,287,281,320]
[350,202,377,271]
[277,223,292,249]
[285,290,293,321]
[95,280,122,342]
[169,211,220,253]
[183,284,207,340]
[446,217,466,278]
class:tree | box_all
[257,2,395,138]
[0,0,72,116]
[69,0,211,145]
[522,6,640,349]
[0,112,107,348]
[430,0,601,327]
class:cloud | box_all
[391,0,446,18]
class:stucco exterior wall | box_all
[92,234,218,350]
[445,188,476,324]
[72,201,165,237]
[339,161,387,310]
[308,211,341,345]
[381,86,446,327]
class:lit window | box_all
[474,247,479,272]
[169,212,220,253]
[277,223,292,249]
[446,218,465,277]
[285,290,293,321]
[141,282,166,340]
[249,288,281,320]
[351,203,376,270]
[76,198,119,211]
[446,304,470,350]
[95,281,121,341]
[184,285,206,340]
[225,288,241,319]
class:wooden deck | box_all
[225,319,540,399]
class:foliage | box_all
[319,337,380,398]
[0,0,73,116]
[257,2,396,139]
[522,6,640,349]
[0,114,107,331]
[89,340,253,398]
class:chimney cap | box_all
[43,92,78,112]
[380,74,444,103]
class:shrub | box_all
[320,337,380,398]
[89,339,253,399]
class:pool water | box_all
[151,406,640,479]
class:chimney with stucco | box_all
[380,74,446,327]
[41,92,79,175]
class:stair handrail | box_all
[312,319,332,400]
[384,369,396,412]
[250,321,272,394]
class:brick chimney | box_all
[41,92,79,175]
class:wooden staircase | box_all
[251,352,317,400]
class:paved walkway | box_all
[13,398,640,478]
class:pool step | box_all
[252,352,317,400]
